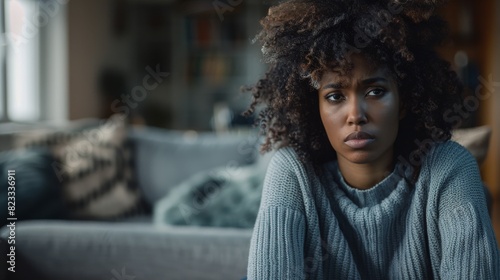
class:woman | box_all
[244,0,500,279]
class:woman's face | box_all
[318,54,402,165]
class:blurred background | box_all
[0,0,499,226]
[0,0,271,130]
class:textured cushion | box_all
[153,152,273,228]
[14,114,146,220]
[130,127,259,204]
[0,220,252,280]
[0,148,66,226]
[451,125,491,165]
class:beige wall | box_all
[479,0,500,198]
[491,0,500,196]
[67,0,111,120]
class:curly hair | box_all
[244,0,463,174]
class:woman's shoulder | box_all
[425,140,477,169]
[267,146,307,174]
[395,140,474,183]
[419,140,482,194]
[260,147,312,212]
[421,141,489,220]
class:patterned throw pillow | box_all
[153,151,274,228]
[15,114,147,220]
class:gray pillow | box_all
[130,127,259,205]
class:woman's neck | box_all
[337,149,395,190]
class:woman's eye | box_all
[326,93,344,102]
[367,88,386,97]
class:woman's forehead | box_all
[320,62,392,85]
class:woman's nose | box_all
[346,98,367,125]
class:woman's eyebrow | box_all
[321,77,388,91]
[321,81,348,90]
[359,77,389,85]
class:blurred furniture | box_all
[0,221,252,280]
[0,118,259,280]
[0,118,492,280]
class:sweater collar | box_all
[325,160,411,208]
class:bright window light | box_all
[5,0,40,122]
[0,34,4,120]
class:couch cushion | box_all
[0,148,67,227]
[129,127,259,204]
[0,220,252,280]
[13,115,147,220]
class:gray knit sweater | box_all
[247,140,500,279]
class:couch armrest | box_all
[0,220,252,280]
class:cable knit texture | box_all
[247,140,500,279]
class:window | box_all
[0,0,5,121]
[1,0,41,122]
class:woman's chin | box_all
[342,151,379,164]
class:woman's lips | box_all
[344,131,375,149]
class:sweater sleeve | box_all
[431,141,500,279]
[247,148,307,280]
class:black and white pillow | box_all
[15,114,148,220]
[153,151,274,228]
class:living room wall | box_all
[66,0,267,131]
[67,0,114,120]
[486,0,500,225]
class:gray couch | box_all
[0,125,259,280]
[0,221,252,280]
[1,122,492,280]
